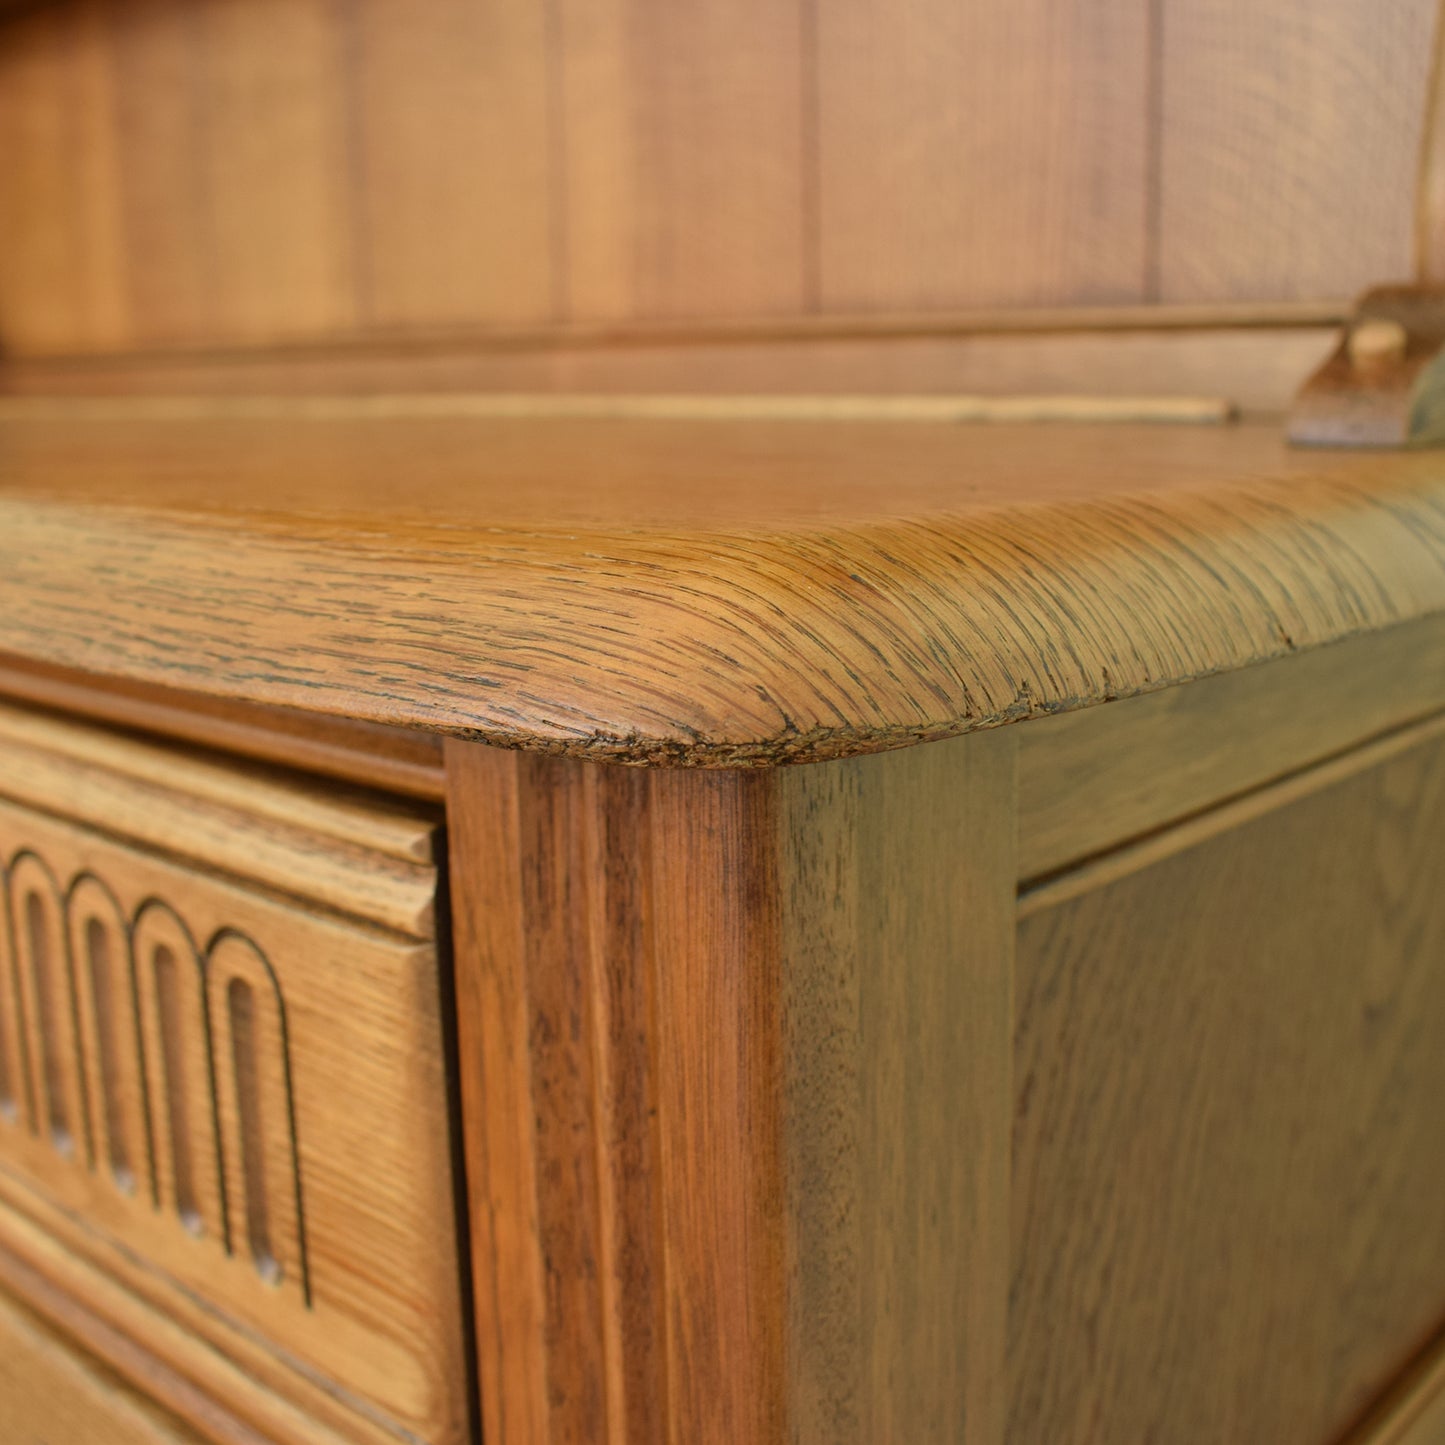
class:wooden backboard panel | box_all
[0,0,1433,359]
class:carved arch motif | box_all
[0,852,309,1304]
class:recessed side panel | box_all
[1012,731,1445,1444]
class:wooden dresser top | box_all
[1,403,1443,765]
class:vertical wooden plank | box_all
[106,0,215,346]
[0,10,69,354]
[580,766,667,1445]
[815,0,1150,312]
[781,730,1016,1444]
[558,0,810,321]
[1158,0,1439,303]
[65,0,130,351]
[448,733,1016,1444]
[192,0,357,343]
[348,0,555,328]
[0,1,129,355]
[445,744,552,1445]
[1415,0,1445,284]
[647,769,787,1445]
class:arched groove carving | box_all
[7,852,88,1163]
[207,929,309,1304]
[0,846,312,1309]
[67,874,149,1198]
[0,857,32,1125]
[132,899,227,1245]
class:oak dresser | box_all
[3,2,1445,1443]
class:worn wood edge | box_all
[6,422,1445,767]
[1019,708,1445,917]
[1016,612,1445,879]
[1344,1325,1445,1444]
[0,652,446,802]
[0,700,438,939]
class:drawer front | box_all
[0,703,468,1445]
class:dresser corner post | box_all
[444,730,1017,1445]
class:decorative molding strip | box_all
[0,848,309,1305]
[0,701,437,942]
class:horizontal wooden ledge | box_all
[0,409,1443,766]
[0,393,1236,426]
[0,297,1347,369]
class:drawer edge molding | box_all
[0,700,438,938]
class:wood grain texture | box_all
[0,0,1429,358]
[0,1284,201,1444]
[1,412,1444,763]
[0,0,128,354]
[349,0,554,327]
[1020,707,1445,918]
[105,0,214,347]
[0,652,445,801]
[193,0,356,344]
[1016,611,1445,879]
[1158,0,1439,303]
[447,729,1016,1445]
[558,0,808,320]
[0,712,469,1445]
[1012,729,1445,1444]
[0,699,438,936]
[816,0,1148,311]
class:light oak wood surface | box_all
[1157,0,1438,303]
[349,0,553,329]
[0,653,445,801]
[0,0,1432,357]
[1012,727,1445,1444]
[1016,611,1445,879]
[0,411,1443,763]
[0,1283,202,1444]
[0,709,470,1445]
[557,0,809,321]
[0,700,437,937]
[446,728,1016,1445]
[817,0,1148,311]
